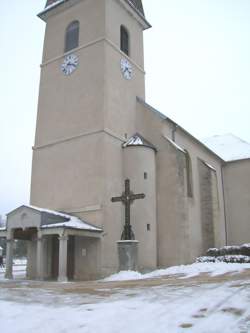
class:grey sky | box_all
[0,0,249,217]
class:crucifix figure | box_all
[111,179,146,240]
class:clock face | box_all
[61,54,79,76]
[121,58,132,80]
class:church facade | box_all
[0,0,249,281]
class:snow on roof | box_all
[123,133,156,151]
[41,219,102,232]
[38,0,65,17]
[202,134,250,162]
[23,205,102,232]
[164,136,186,154]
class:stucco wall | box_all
[198,160,215,253]
[135,100,226,265]
[223,159,250,245]
[74,236,101,280]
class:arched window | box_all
[65,21,79,53]
[120,25,129,56]
[184,150,193,198]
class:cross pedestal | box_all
[117,240,139,271]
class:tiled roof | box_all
[45,0,145,17]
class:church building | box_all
[0,0,250,281]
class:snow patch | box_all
[104,262,250,281]
[164,136,186,153]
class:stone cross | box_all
[111,179,145,240]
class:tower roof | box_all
[123,133,157,151]
[45,0,145,17]
[127,0,144,16]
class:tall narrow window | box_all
[120,25,129,56]
[65,21,79,53]
[184,150,193,198]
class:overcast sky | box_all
[0,0,250,218]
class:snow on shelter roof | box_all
[202,134,250,162]
[7,205,102,232]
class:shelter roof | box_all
[7,205,102,232]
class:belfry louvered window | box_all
[65,21,79,53]
[120,25,129,56]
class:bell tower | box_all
[30,0,150,274]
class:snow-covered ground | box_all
[0,263,250,333]
[104,262,250,281]
[0,259,27,279]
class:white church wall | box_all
[104,0,146,139]
[101,133,125,276]
[223,159,250,246]
[74,236,101,280]
[156,144,190,267]
[31,132,106,228]
[42,0,105,63]
[36,40,105,147]
[171,125,226,258]
[135,99,226,265]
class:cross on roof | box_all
[111,179,145,240]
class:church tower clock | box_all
[31,0,151,275]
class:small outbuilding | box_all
[0,205,102,281]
